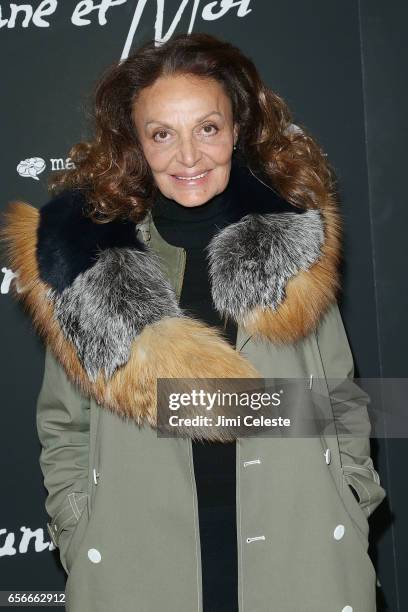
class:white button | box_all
[341,607,353,612]
[334,525,345,540]
[87,548,102,563]
[324,449,331,464]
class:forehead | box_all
[133,74,232,121]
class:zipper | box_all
[236,438,243,611]
[89,401,102,513]
[188,438,203,611]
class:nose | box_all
[176,134,202,167]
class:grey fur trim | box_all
[48,247,182,382]
[205,210,324,321]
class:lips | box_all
[173,170,209,180]
[170,169,212,186]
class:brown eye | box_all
[153,130,169,142]
[201,123,218,136]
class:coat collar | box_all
[137,160,342,344]
[0,161,342,440]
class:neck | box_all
[151,181,235,249]
[152,181,233,223]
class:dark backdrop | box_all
[1,1,406,610]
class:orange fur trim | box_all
[0,200,261,441]
[242,196,342,343]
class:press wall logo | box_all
[1,268,20,295]
[0,0,253,60]
[17,157,76,181]
[0,525,55,559]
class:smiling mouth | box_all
[171,170,211,181]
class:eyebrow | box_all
[145,111,223,128]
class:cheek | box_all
[139,139,172,172]
[143,149,170,172]
[205,138,234,164]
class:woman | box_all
[1,33,386,612]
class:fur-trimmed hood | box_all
[0,162,342,440]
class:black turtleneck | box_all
[152,185,239,612]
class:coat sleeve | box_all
[314,301,386,519]
[36,344,90,567]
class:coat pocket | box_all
[340,470,370,544]
[340,461,386,551]
[47,491,90,574]
[342,462,386,519]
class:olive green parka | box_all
[1,166,386,612]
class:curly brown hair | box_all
[49,32,337,224]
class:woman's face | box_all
[132,73,238,207]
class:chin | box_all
[172,192,216,207]
[161,184,220,207]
